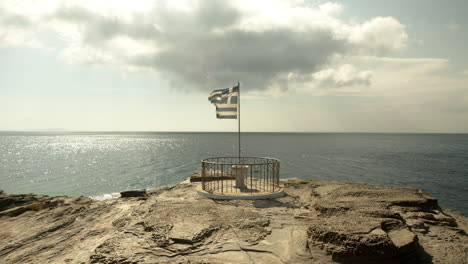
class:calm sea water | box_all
[0,132,467,214]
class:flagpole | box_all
[238,81,241,163]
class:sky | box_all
[1,0,467,132]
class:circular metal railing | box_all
[200,157,281,195]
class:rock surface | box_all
[0,179,467,264]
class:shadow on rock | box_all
[252,198,300,209]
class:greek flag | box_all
[208,85,239,119]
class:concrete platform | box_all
[196,184,285,200]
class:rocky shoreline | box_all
[1,178,467,263]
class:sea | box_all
[0,132,467,214]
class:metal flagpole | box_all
[238,81,241,164]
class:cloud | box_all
[347,17,408,55]
[447,21,460,32]
[311,64,373,88]
[0,0,409,92]
[284,56,453,97]
[302,56,468,132]
[0,7,38,47]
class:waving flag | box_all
[208,85,239,119]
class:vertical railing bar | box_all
[278,162,280,190]
[256,163,258,192]
[215,162,217,192]
[269,163,272,192]
[229,163,232,193]
[253,159,256,192]
[271,164,276,192]
[255,161,258,192]
[221,164,224,194]
[229,160,231,192]
[265,163,271,192]
[219,160,221,193]
[236,162,238,193]
[271,162,274,192]
[234,162,237,194]
[234,163,236,194]
[263,163,265,192]
[250,164,253,194]
[220,162,222,193]
[274,162,277,192]
[273,162,276,192]
[202,161,205,191]
[246,165,252,194]
[277,162,279,190]
[275,162,277,190]
[209,161,212,193]
[264,162,267,192]
[272,162,275,192]
[219,162,221,193]
[260,164,265,190]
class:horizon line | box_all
[1,130,467,135]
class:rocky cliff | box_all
[0,179,467,263]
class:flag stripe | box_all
[217,103,237,108]
[216,107,237,111]
[217,112,237,117]
[217,115,237,119]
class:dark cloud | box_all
[133,29,345,91]
[195,0,240,28]
[0,8,31,28]
[2,1,408,92]
[51,7,159,43]
[49,2,348,91]
[0,7,34,46]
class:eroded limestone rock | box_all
[0,179,466,264]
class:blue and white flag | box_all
[208,85,239,119]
